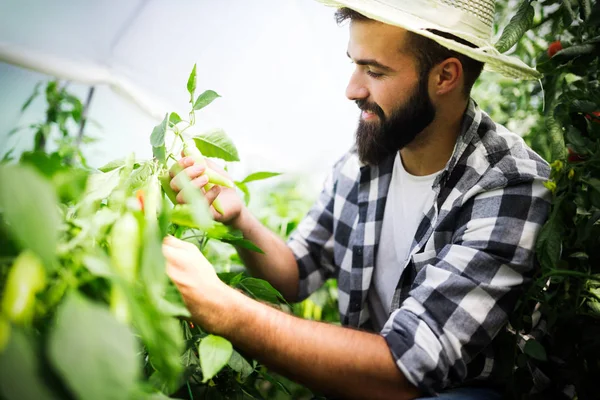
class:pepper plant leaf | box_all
[199,335,233,382]
[0,164,59,269]
[187,64,197,101]
[495,0,535,53]
[0,329,59,400]
[240,171,282,183]
[193,90,220,111]
[48,293,140,400]
[237,277,286,304]
[192,129,240,161]
[169,112,182,127]
[523,339,548,361]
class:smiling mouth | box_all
[361,110,378,120]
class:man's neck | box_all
[399,100,468,176]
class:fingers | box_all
[204,185,221,205]
[174,176,210,203]
[170,165,206,191]
[163,235,188,248]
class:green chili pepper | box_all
[159,171,178,205]
[1,251,47,325]
[182,140,234,188]
[110,286,130,324]
[109,213,140,282]
[0,315,10,352]
[182,140,231,214]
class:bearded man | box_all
[162,1,551,398]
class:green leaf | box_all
[0,329,59,400]
[241,171,282,183]
[21,82,42,113]
[48,293,139,400]
[237,277,285,304]
[553,44,597,59]
[126,162,154,192]
[139,221,167,299]
[205,225,263,253]
[561,0,577,24]
[170,204,200,228]
[523,339,547,361]
[199,335,233,382]
[228,350,254,381]
[217,271,245,286]
[153,145,166,164]
[258,370,291,395]
[19,152,89,203]
[193,129,240,161]
[187,64,197,100]
[235,181,251,205]
[156,297,191,318]
[82,168,121,204]
[82,254,114,277]
[169,112,182,127]
[151,113,169,148]
[536,208,563,270]
[495,1,535,53]
[587,178,600,195]
[99,159,125,173]
[221,237,264,253]
[546,115,567,161]
[193,90,221,111]
[0,164,59,268]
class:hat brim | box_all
[317,0,541,80]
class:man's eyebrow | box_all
[346,51,395,72]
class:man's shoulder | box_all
[329,145,362,186]
[466,111,550,187]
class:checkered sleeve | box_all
[287,165,338,301]
[381,177,551,394]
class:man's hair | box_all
[335,8,484,96]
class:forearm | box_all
[231,208,300,302]
[206,288,421,400]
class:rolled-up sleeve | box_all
[287,168,337,301]
[381,178,551,394]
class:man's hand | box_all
[162,235,232,330]
[168,156,244,225]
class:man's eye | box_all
[366,71,383,78]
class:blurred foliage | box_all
[475,1,600,399]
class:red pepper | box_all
[567,148,587,163]
[548,41,563,58]
[136,189,145,211]
[584,111,600,124]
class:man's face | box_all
[346,21,436,165]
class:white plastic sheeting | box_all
[0,0,358,179]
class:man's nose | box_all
[345,70,369,101]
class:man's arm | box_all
[201,283,420,400]
[229,208,300,302]
[163,237,420,400]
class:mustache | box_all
[355,100,385,120]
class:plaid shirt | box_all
[288,100,551,395]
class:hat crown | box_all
[376,0,497,42]
[438,0,496,31]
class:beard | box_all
[355,74,436,166]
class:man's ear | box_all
[432,58,463,96]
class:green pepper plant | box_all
[0,64,313,400]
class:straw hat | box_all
[317,0,541,80]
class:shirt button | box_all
[355,248,363,256]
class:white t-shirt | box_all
[368,152,440,332]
